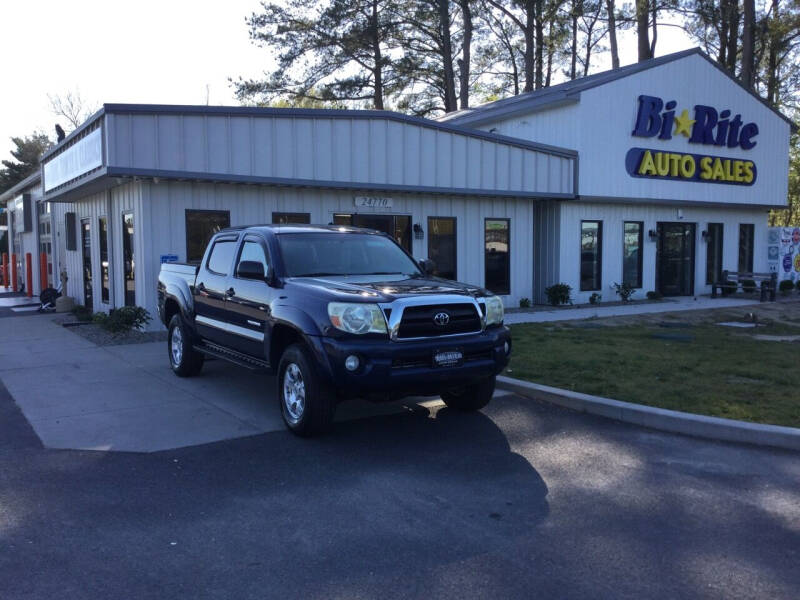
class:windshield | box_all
[278,233,422,278]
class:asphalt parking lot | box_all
[1,315,798,599]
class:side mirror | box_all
[418,258,436,276]
[237,260,266,281]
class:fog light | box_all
[345,354,360,371]
[504,341,510,355]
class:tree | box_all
[636,0,652,61]
[233,0,404,110]
[48,89,99,132]
[741,0,756,87]
[606,0,620,68]
[0,133,52,193]
[458,0,475,108]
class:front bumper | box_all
[312,326,511,400]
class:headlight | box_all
[485,295,504,326]
[328,302,387,334]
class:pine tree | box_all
[0,133,52,193]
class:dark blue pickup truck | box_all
[157,225,511,436]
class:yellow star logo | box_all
[673,109,695,138]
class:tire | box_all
[168,314,204,377]
[277,343,336,437]
[440,376,495,412]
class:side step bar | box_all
[193,342,270,371]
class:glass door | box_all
[81,219,92,307]
[656,222,696,296]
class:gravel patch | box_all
[52,314,167,346]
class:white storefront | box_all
[442,47,793,304]
[14,48,793,326]
[36,104,574,326]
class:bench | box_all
[711,270,777,301]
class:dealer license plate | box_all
[433,349,463,367]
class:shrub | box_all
[93,306,152,333]
[613,282,636,302]
[545,283,572,306]
[646,290,663,300]
[779,279,795,295]
[589,292,602,304]
[741,279,757,293]
[518,297,531,308]
[796,280,800,292]
[70,305,93,322]
[720,282,736,296]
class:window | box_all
[484,219,510,295]
[738,224,754,273]
[706,223,724,284]
[236,240,269,276]
[207,240,237,275]
[272,212,311,225]
[622,222,643,288]
[99,217,109,303]
[186,210,230,263]
[428,217,457,280]
[332,214,412,252]
[277,233,420,277]
[122,212,135,306]
[580,221,602,291]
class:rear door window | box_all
[206,240,237,275]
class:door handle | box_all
[225,287,235,297]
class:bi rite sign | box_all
[625,95,758,186]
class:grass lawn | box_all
[507,321,800,428]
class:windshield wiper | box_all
[364,271,406,275]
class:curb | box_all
[496,376,800,452]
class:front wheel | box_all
[277,343,336,437]
[168,314,204,377]
[440,376,495,412]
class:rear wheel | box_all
[440,376,495,412]
[277,343,336,437]
[168,314,204,377]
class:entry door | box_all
[81,219,92,307]
[335,214,412,252]
[656,222,696,296]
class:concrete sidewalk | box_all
[0,315,462,452]
[505,296,760,324]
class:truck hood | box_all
[284,274,488,302]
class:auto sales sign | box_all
[624,94,758,186]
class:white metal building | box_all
[8,48,794,327]
[442,47,794,303]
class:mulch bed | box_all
[52,313,167,346]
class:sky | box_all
[0,1,694,164]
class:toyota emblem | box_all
[433,311,450,326]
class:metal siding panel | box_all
[419,128,436,187]
[466,139,481,188]
[332,119,352,182]
[351,120,370,182]
[230,117,251,175]
[386,121,404,184]
[369,120,387,184]
[156,115,181,171]
[182,115,206,172]
[294,118,314,179]
[314,119,333,181]
[130,115,156,169]
[206,116,228,173]
[496,145,510,190]
[274,119,294,177]
[436,131,451,188]
[252,117,272,177]
[404,125,420,186]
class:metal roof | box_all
[0,171,41,204]
[440,47,797,131]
